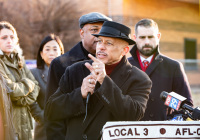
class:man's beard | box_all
[138,45,158,57]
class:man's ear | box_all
[122,46,130,56]
[80,28,84,39]
[157,32,161,40]
[133,34,136,40]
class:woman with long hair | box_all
[30,34,64,140]
[0,21,39,140]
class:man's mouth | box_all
[97,52,107,58]
[142,46,153,50]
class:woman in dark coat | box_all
[30,34,64,140]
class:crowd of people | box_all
[0,12,193,140]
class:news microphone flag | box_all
[164,92,186,111]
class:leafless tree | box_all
[0,0,80,59]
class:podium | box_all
[101,121,200,139]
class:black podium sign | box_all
[102,121,200,139]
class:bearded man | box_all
[128,18,193,121]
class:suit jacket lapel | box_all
[145,54,163,76]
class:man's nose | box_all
[144,38,150,44]
[98,43,106,50]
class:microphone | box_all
[160,91,192,111]
[160,91,200,120]
[83,73,94,123]
[83,92,91,123]
[86,73,93,105]
[86,92,91,105]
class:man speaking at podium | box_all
[128,19,193,121]
[45,21,152,139]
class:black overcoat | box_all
[45,56,152,140]
[45,42,90,139]
[128,45,193,121]
[45,42,89,102]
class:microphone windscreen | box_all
[160,91,168,101]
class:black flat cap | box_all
[93,21,135,45]
[79,12,112,28]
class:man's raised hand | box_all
[85,54,106,84]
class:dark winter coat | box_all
[45,42,90,102]
[45,42,92,140]
[128,45,193,121]
[45,56,152,140]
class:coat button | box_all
[150,113,154,117]
[82,134,87,140]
